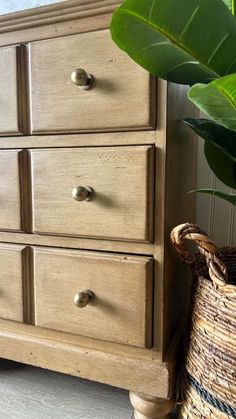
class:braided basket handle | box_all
[170,223,228,287]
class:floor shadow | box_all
[0,359,26,371]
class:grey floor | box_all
[0,360,133,419]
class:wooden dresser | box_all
[0,1,196,417]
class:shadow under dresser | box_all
[0,1,197,417]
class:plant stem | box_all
[232,0,236,16]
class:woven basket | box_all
[171,223,236,419]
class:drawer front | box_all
[0,150,21,231]
[0,47,22,135]
[0,244,25,322]
[34,247,153,348]
[29,30,155,133]
[31,146,154,242]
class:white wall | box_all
[1,0,235,248]
[0,0,62,15]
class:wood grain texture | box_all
[0,12,115,47]
[0,0,122,31]
[0,130,156,149]
[34,247,153,348]
[0,320,172,398]
[0,231,154,255]
[0,150,22,231]
[17,44,31,136]
[0,361,132,419]
[130,392,174,419]
[136,79,198,357]
[0,1,122,47]
[0,243,25,322]
[19,150,33,233]
[29,30,155,133]
[161,82,197,356]
[22,246,34,324]
[0,46,21,135]
[151,79,168,354]
[31,146,154,242]
[0,318,154,361]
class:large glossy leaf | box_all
[192,189,236,205]
[223,0,235,15]
[188,74,236,131]
[110,0,236,85]
[223,0,232,10]
[184,118,236,188]
[204,141,236,188]
[184,118,236,160]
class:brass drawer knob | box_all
[71,68,94,90]
[74,289,94,308]
[72,186,93,202]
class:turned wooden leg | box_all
[129,391,174,419]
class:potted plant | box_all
[110,0,236,204]
[110,0,236,417]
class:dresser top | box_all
[0,0,122,46]
[0,0,62,16]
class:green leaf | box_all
[183,118,236,160]
[183,118,236,188]
[110,0,236,85]
[192,188,236,205]
[204,141,236,188]
[188,73,236,131]
[233,0,236,15]
[223,0,232,10]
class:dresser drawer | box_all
[31,145,154,242]
[0,244,25,322]
[0,47,23,135]
[34,247,153,348]
[29,30,155,133]
[0,150,21,231]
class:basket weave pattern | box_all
[171,223,236,419]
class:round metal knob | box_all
[74,289,94,308]
[72,186,93,202]
[70,68,94,90]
